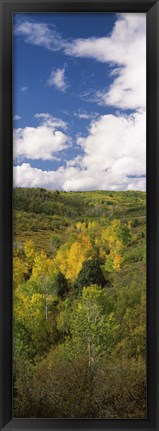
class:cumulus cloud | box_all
[47,68,68,92]
[77,111,146,174]
[64,110,146,191]
[16,14,146,111]
[13,163,63,189]
[66,13,146,110]
[14,110,146,191]
[14,14,146,191]
[13,113,71,161]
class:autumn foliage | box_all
[13,188,146,418]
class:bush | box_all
[123,245,145,263]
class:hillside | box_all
[13,188,146,419]
[13,187,146,253]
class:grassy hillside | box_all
[13,188,146,419]
[13,187,146,253]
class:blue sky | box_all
[13,12,146,191]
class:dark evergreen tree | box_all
[54,272,69,298]
[74,258,106,290]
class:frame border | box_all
[0,1,159,430]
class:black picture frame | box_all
[0,0,159,430]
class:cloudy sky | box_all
[13,12,146,191]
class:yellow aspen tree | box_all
[54,234,93,283]
[13,257,28,289]
[24,240,36,272]
[32,251,49,280]
[66,234,93,283]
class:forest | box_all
[13,187,146,418]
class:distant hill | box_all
[13,187,146,254]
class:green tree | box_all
[74,258,106,290]
[116,223,131,246]
[57,285,117,369]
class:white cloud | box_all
[14,110,146,191]
[15,21,66,52]
[47,68,68,92]
[66,13,146,111]
[64,110,146,191]
[15,14,146,110]
[14,14,146,191]
[74,110,98,120]
[13,115,21,120]
[13,113,71,161]
[34,112,68,131]
[20,86,29,92]
[77,111,146,173]
[13,163,63,189]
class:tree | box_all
[116,223,131,246]
[13,257,28,289]
[57,285,116,369]
[31,251,58,320]
[54,272,69,298]
[24,240,36,273]
[101,220,125,273]
[55,234,94,283]
[74,258,106,290]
